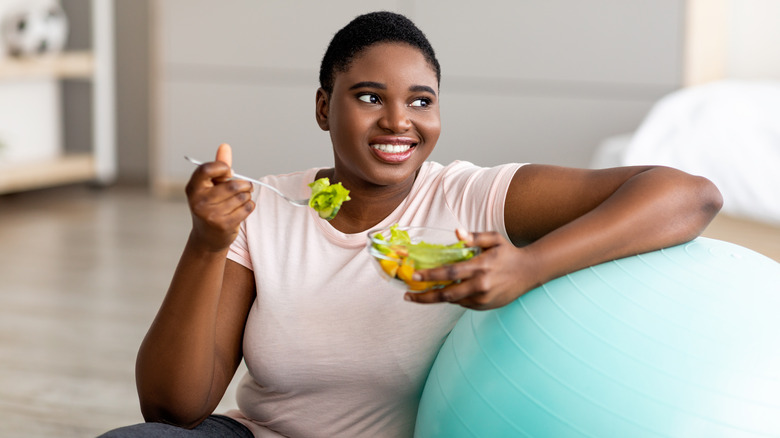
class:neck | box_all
[316,168,418,234]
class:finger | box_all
[453,298,490,311]
[211,178,254,198]
[437,281,480,303]
[413,231,506,281]
[453,290,515,311]
[221,188,255,216]
[200,179,254,209]
[414,258,482,283]
[404,280,479,305]
[216,143,233,168]
[188,179,253,219]
[464,230,505,249]
[215,143,233,180]
[222,196,256,226]
[455,227,471,244]
[428,278,495,309]
[187,161,243,195]
[404,289,447,304]
[194,191,255,230]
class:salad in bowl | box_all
[367,224,480,292]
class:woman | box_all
[101,11,721,438]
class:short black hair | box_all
[318,11,441,95]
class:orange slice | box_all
[379,258,399,278]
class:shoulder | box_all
[419,160,525,188]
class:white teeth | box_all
[372,144,411,153]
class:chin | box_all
[369,164,423,187]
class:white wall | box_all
[685,0,780,85]
[149,0,684,194]
[53,0,780,187]
[413,1,683,168]
[726,0,780,80]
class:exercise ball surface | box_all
[415,238,780,437]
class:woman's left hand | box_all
[404,230,541,310]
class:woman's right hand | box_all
[185,143,255,252]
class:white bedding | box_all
[592,80,780,226]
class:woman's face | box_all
[316,43,441,189]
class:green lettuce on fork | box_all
[308,178,351,220]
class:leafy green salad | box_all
[372,224,476,269]
[308,178,351,220]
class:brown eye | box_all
[358,94,380,104]
[410,98,431,107]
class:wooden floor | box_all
[0,184,778,437]
[0,185,243,437]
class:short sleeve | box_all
[227,219,253,271]
[440,161,524,240]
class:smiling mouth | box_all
[370,143,416,153]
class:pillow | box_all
[620,80,780,226]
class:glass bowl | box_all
[366,225,480,292]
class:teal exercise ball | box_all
[416,238,780,437]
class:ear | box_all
[315,88,330,131]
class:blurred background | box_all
[1,0,778,436]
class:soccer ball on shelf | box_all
[0,0,69,58]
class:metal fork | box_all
[184,156,309,207]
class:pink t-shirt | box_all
[226,160,522,437]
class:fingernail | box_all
[404,294,412,302]
[412,273,422,281]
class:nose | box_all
[378,103,412,133]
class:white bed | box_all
[591,80,780,261]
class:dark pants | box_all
[97,415,253,438]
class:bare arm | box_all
[135,145,256,427]
[505,164,722,280]
[408,164,723,310]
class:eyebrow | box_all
[348,81,437,97]
[349,81,386,90]
[409,85,437,96]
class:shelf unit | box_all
[0,0,115,194]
